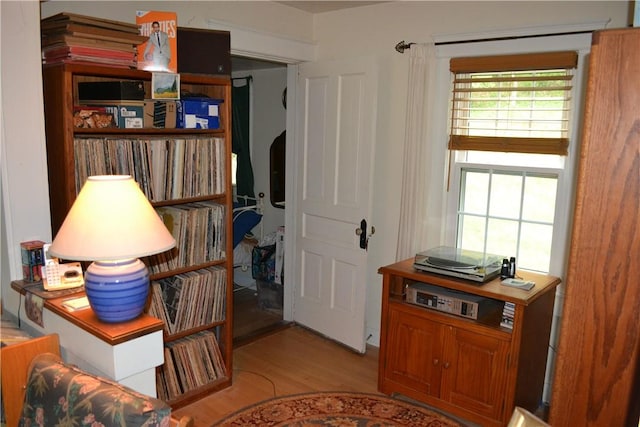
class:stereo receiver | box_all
[405,281,497,320]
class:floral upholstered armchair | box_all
[20,353,170,427]
[0,333,192,427]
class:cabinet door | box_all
[385,305,444,396]
[440,326,510,420]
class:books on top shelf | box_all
[41,12,147,68]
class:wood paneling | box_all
[549,27,640,427]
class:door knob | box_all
[356,219,375,250]
[358,219,367,249]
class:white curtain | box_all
[395,43,436,261]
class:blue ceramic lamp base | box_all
[84,258,149,323]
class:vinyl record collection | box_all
[73,136,226,201]
[156,330,227,401]
[148,266,226,335]
[146,202,226,274]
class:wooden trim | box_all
[454,75,572,85]
[449,135,569,155]
[450,51,578,72]
[549,27,640,427]
[45,294,164,345]
[10,280,164,345]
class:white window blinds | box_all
[449,51,577,155]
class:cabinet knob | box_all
[433,358,439,366]
[443,362,450,369]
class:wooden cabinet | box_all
[42,63,233,408]
[378,259,560,426]
[549,28,640,427]
[386,305,510,419]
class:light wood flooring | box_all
[172,325,380,426]
[232,286,286,345]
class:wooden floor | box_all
[172,325,380,426]
[232,286,284,344]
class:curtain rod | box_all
[395,29,595,53]
[395,41,414,53]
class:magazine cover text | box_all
[136,10,177,73]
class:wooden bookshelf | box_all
[41,63,234,407]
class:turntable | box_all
[414,246,504,283]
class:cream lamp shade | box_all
[48,175,175,261]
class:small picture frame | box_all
[152,72,180,100]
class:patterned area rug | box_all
[212,391,464,426]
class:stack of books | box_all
[500,301,516,330]
[41,13,147,68]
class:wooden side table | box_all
[378,259,560,426]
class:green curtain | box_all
[232,78,255,199]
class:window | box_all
[457,167,558,272]
[448,51,578,274]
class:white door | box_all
[292,56,377,353]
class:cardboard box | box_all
[86,102,145,129]
[78,80,145,101]
[113,103,144,129]
[177,98,223,129]
[144,100,177,128]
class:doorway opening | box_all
[231,55,290,345]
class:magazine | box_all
[136,10,177,73]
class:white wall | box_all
[2,1,630,341]
[1,1,52,317]
[40,1,314,41]
[311,1,629,345]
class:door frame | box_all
[209,19,314,321]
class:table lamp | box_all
[48,175,176,323]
